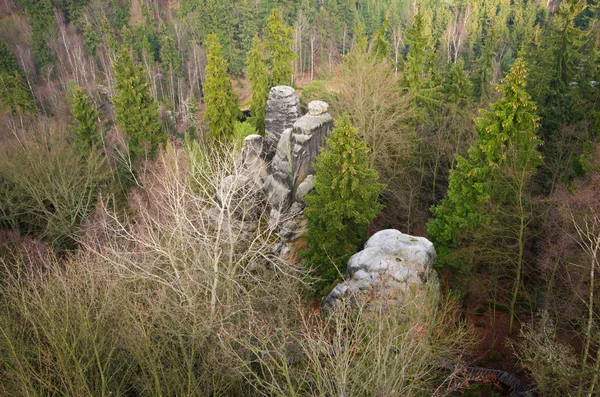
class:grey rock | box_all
[308,100,329,116]
[217,174,264,220]
[295,175,314,202]
[264,86,301,160]
[324,229,438,310]
[238,134,268,187]
[263,175,292,211]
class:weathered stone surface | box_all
[264,86,301,160]
[308,100,329,116]
[237,134,268,187]
[295,175,314,202]
[217,174,264,220]
[323,229,438,310]
[263,175,291,211]
[264,100,332,215]
[290,112,333,193]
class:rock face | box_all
[265,109,333,211]
[264,86,301,160]
[324,229,438,310]
[218,88,333,253]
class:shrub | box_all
[0,122,110,249]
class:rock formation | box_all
[219,86,333,258]
[323,229,439,310]
[264,86,301,160]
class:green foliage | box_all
[204,33,240,141]
[428,57,541,258]
[304,114,384,288]
[232,120,258,149]
[400,11,440,110]
[160,28,183,76]
[67,81,99,149]
[300,79,334,109]
[442,59,472,104]
[21,0,55,70]
[371,17,390,61]
[0,72,35,114]
[265,9,295,87]
[0,41,21,75]
[112,49,165,158]
[472,24,498,102]
[246,35,269,134]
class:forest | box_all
[0,0,599,395]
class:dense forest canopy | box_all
[0,0,600,395]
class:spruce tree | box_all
[112,48,164,157]
[428,58,542,334]
[203,33,240,141]
[371,17,390,62]
[67,81,99,149]
[246,35,269,135]
[0,71,35,114]
[472,24,498,103]
[400,11,440,109]
[304,114,385,289]
[265,9,295,86]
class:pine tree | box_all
[112,48,164,157]
[428,58,542,334]
[304,114,385,289]
[67,81,99,149]
[246,35,269,135]
[203,33,240,141]
[265,9,296,86]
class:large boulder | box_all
[324,229,438,310]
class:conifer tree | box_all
[472,24,498,102]
[371,17,390,62]
[304,114,385,289]
[0,71,35,115]
[160,29,183,77]
[246,35,269,134]
[400,11,440,109]
[112,48,164,157]
[442,59,472,104]
[203,33,240,141]
[265,9,295,86]
[67,81,99,149]
[428,58,542,334]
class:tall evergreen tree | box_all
[265,9,296,86]
[246,35,269,135]
[112,49,164,157]
[428,58,542,334]
[400,11,440,109]
[472,24,498,102]
[304,114,384,289]
[67,81,99,149]
[203,33,240,141]
[371,16,390,61]
[21,0,55,70]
